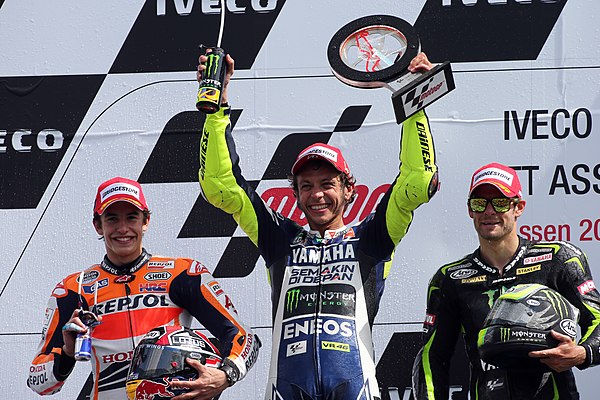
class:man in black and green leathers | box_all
[412,163,600,399]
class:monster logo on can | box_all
[205,53,221,78]
[196,47,227,114]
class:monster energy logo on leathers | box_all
[283,284,357,319]
[286,289,300,313]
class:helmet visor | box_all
[129,344,203,380]
[487,300,535,326]
[487,298,569,331]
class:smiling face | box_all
[294,160,353,235]
[468,184,525,243]
[93,201,149,265]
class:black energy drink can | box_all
[196,47,227,114]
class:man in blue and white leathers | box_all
[197,52,439,400]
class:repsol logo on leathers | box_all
[94,294,170,315]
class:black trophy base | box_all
[390,61,455,124]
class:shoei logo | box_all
[560,319,577,337]
[144,271,172,281]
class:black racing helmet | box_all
[478,283,579,370]
[126,325,222,400]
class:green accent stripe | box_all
[565,256,585,274]
[544,289,564,318]
[422,331,437,399]
[580,302,600,342]
[383,250,395,279]
[499,284,541,300]
[200,110,260,246]
[551,373,559,400]
[477,328,487,347]
[428,286,439,302]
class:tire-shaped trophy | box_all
[327,15,455,124]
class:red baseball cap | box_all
[93,177,149,215]
[469,163,522,198]
[291,143,352,178]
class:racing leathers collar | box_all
[308,225,351,242]
[100,248,151,275]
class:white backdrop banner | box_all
[0,0,598,398]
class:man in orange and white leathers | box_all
[28,176,260,399]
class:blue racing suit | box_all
[198,106,438,400]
